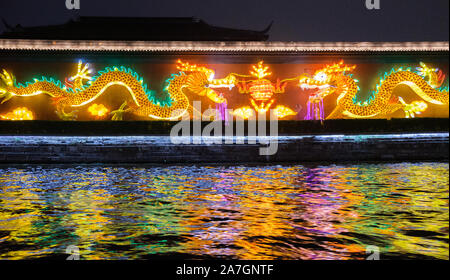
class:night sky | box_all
[0,0,448,41]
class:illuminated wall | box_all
[0,52,448,121]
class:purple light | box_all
[320,99,324,120]
[305,101,312,120]
[215,101,229,125]
[304,100,324,120]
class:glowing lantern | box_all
[234,61,297,115]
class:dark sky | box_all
[0,0,448,41]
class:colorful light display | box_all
[300,61,448,120]
[0,60,448,121]
[299,61,357,120]
[174,59,234,105]
[232,61,301,118]
[0,60,235,121]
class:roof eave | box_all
[0,39,448,52]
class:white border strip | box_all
[0,39,448,52]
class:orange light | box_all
[248,80,275,101]
[176,59,214,78]
[321,60,356,75]
[0,107,34,120]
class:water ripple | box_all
[0,162,448,260]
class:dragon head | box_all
[299,61,356,103]
[176,60,235,104]
[416,62,446,88]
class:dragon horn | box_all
[176,59,213,75]
[176,59,193,71]
[437,70,446,88]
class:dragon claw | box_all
[0,91,13,104]
[69,60,93,90]
[56,109,78,121]
[110,101,133,121]
[399,97,428,118]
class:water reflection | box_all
[0,162,448,260]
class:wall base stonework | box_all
[0,134,448,164]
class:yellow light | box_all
[88,104,109,118]
[273,105,297,119]
[232,106,254,119]
[250,99,275,114]
[0,107,34,120]
[250,61,272,79]
[0,69,15,87]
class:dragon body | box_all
[299,61,448,119]
[0,60,234,120]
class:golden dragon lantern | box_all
[298,60,448,120]
[0,59,237,121]
[298,61,357,120]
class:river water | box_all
[0,162,448,260]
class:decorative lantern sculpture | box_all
[232,61,298,119]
